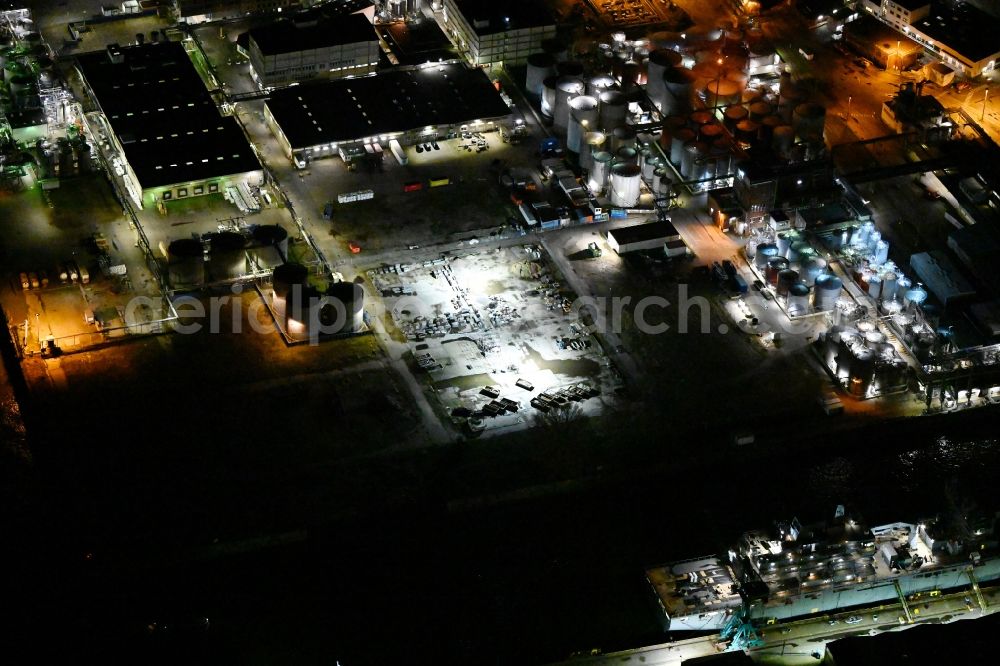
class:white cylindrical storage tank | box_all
[567,95,599,153]
[611,125,637,153]
[881,272,898,303]
[587,74,616,97]
[652,166,667,194]
[776,232,793,257]
[609,163,642,208]
[754,243,779,269]
[788,282,810,316]
[772,125,794,155]
[670,127,695,166]
[642,153,662,180]
[662,66,695,115]
[867,273,882,300]
[580,131,606,171]
[541,76,558,117]
[589,151,613,193]
[680,140,703,179]
[814,274,842,310]
[167,238,205,289]
[599,90,628,130]
[647,49,681,110]
[792,102,826,143]
[554,77,585,133]
[526,53,557,98]
[801,257,827,285]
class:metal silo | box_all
[814,274,842,310]
[680,140,704,179]
[647,49,682,110]
[748,100,772,121]
[251,224,290,260]
[778,85,805,123]
[670,127,695,166]
[609,163,642,208]
[734,119,760,145]
[881,272,898,303]
[788,240,813,264]
[542,37,569,62]
[759,114,783,143]
[580,131,606,171]
[801,257,827,285]
[588,151,613,193]
[616,146,638,166]
[207,230,248,282]
[788,281,811,316]
[599,90,628,131]
[587,74,616,97]
[168,238,205,289]
[849,347,876,397]
[662,66,695,115]
[541,76,558,117]
[766,256,790,285]
[777,268,799,296]
[704,78,740,108]
[611,125,637,153]
[699,121,724,143]
[903,285,928,309]
[723,104,749,129]
[525,53,556,98]
[567,95,599,153]
[326,281,365,333]
[556,60,584,77]
[554,77,586,133]
[776,232,793,257]
[652,166,667,194]
[867,273,882,300]
[771,125,795,156]
[659,115,688,151]
[642,153,662,180]
[792,102,826,143]
[754,243,779,269]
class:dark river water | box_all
[3,361,998,664]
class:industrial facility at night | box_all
[3,1,1000,664]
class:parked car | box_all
[846,616,863,625]
[348,241,362,254]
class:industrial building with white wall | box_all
[439,0,557,66]
[76,42,263,209]
[245,13,380,89]
[263,62,511,164]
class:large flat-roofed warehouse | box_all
[441,0,557,66]
[607,221,683,254]
[264,62,511,164]
[246,13,379,89]
[77,42,262,208]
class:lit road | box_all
[551,584,1000,666]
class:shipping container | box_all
[428,177,450,188]
[403,181,424,192]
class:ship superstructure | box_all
[646,508,1000,631]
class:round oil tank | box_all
[710,138,732,177]
[662,66,695,115]
[652,166,668,194]
[704,78,740,107]
[525,53,557,97]
[865,330,886,347]
[647,49,681,109]
[788,282,811,315]
[741,87,765,103]
[252,224,290,258]
[272,262,309,300]
[776,268,799,296]
[659,115,688,150]
[725,68,749,89]
[766,256,790,285]
[690,61,721,81]
[897,275,912,292]
[754,243,779,269]
[610,125,637,153]
[587,74,616,97]
[723,105,749,129]
[772,125,795,155]
[326,281,365,333]
[567,95,600,153]
[759,114,783,142]
[880,272,899,303]
[642,153,662,180]
[542,37,569,61]
[207,231,247,281]
[699,122,724,142]
[792,102,826,142]
[814,274,842,310]
[609,163,642,208]
[616,146,638,165]
[554,77,586,132]
[688,109,713,127]
[867,273,882,300]
[778,86,806,122]
[167,238,205,288]
[801,257,827,285]
[589,151,614,192]
[849,348,876,397]
[788,240,813,263]
[903,286,928,308]
[735,119,760,145]
[541,76,558,117]
[681,140,707,179]
[670,127,696,166]
[580,131,607,170]
[598,90,628,130]
[748,101,772,121]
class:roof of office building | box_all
[248,13,376,55]
[450,0,556,35]
[265,63,510,149]
[76,41,260,190]
[913,1,1000,63]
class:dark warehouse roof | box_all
[913,2,1000,63]
[451,0,556,35]
[264,63,510,149]
[608,221,681,245]
[248,13,376,56]
[76,41,260,190]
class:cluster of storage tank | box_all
[825,322,909,398]
[749,231,841,315]
[271,262,364,337]
[166,225,290,289]
[36,136,93,179]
